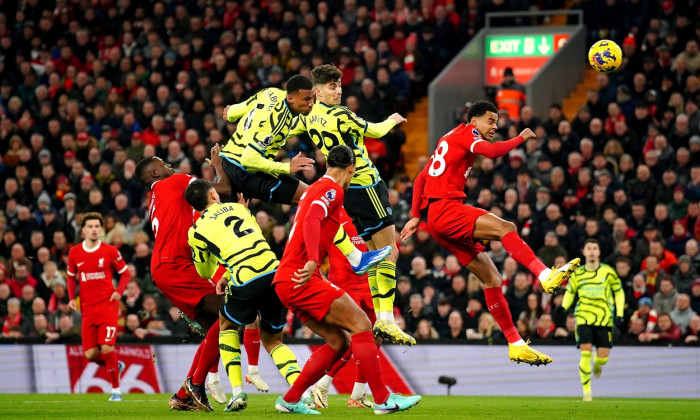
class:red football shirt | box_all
[418,123,484,210]
[274,176,345,283]
[66,240,128,312]
[147,173,197,268]
[327,209,368,289]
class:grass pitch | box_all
[3,394,698,419]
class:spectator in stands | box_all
[413,318,439,340]
[518,293,543,332]
[554,313,577,341]
[2,298,22,337]
[638,313,682,343]
[466,312,502,341]
[506,271,531,323]
[394,276,413,315]
[495,67,526,122]
[684,315,700,343]
[653,276,679,314]
[405,293,433,334]
[45,314,81,344]
[669,294,697,334]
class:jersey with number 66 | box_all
[147,173,197,269]
[418,123,483,211]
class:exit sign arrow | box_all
[537,36,550,55]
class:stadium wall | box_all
[1,344,698,398]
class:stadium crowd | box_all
[0,0,699,347]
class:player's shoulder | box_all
[99,241,119,253]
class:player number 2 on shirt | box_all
[428,141,448,177]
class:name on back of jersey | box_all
[265,90,278,110]
[209,204,235,220]
[309,115,327,127]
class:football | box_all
[588,40,623,73]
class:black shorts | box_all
[576,325,613,348]
[222,157,299,204]
[220,272,287,334]
[344,180,394,240]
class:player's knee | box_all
[500,221,517,236]
[101,345,115,354]
[326,332,350,353]
[387,244,399,262]
[84,349,98,360]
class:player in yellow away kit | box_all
[562,238,625,402]
[290,64,414,345]
[185,179,310,412]
[221,75,390,278]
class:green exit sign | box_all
[486,34,569,57]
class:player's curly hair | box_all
[81,212,104,228]
[327,145,355,169]
[466,100,498,121]
[311,64,342,85]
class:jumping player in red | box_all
[401,100,581,365]
[311,210,380,409]
[136,145,251,411]
[67,212,130,402]
[272,145,421,415]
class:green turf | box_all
[2,394,698,419]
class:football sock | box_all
[103,350,120,388]
[317,374,333,390]
[334,226,361,266]
[580,350,592,394]
[351,331,390,405]
[350,382,367,400]
[243,327,261,367]
[208,371,220,383]
[484,287,522,344]
[368,268,380,316]
[501,231,548,278]
[92,352,106,367]
[219,329,244,392]
[209,357,220,373]
[327,347,352,377]
[283,344,340,403]
[111,387,121,394]
[270,344,301,385]
[192,322,220,385]
[594,355,608,370]
[376,261,397,321]
[177,339,204,399]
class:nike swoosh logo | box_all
[379,403,399,411]
[77,262,84,267]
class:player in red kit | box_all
[311,210,380,409]
[136,145,263,411]
[67,213,130,402]
[272,145,421,415]
[401,101,581,366]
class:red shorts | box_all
[152,261,216,319]
[273,272,345,323]
[427,198,487,266]
[82,303,119,352]
[344,284,376,325]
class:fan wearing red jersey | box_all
[67,212,130,402]
[401,100,581,366]
[136,145,245,411]
[272,145,420,415]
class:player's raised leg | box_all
[472,213,580,293]
[366,229,416,346]
[467,253,552,365]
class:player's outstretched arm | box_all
[206,144,231,196]
[400,166,427,242]
[471,128,536,159]
[365,113,406,138]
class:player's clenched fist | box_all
[519,128,536,141]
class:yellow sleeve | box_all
[365,119,397,138]
[226,102,250,123]
[240,144,291,175]
[561,275,578,310]
[609,267,625,318]
[287,116,307,138]
[226,91,262,122]
[188,227,218,279]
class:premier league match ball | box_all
[588,40,623,73]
